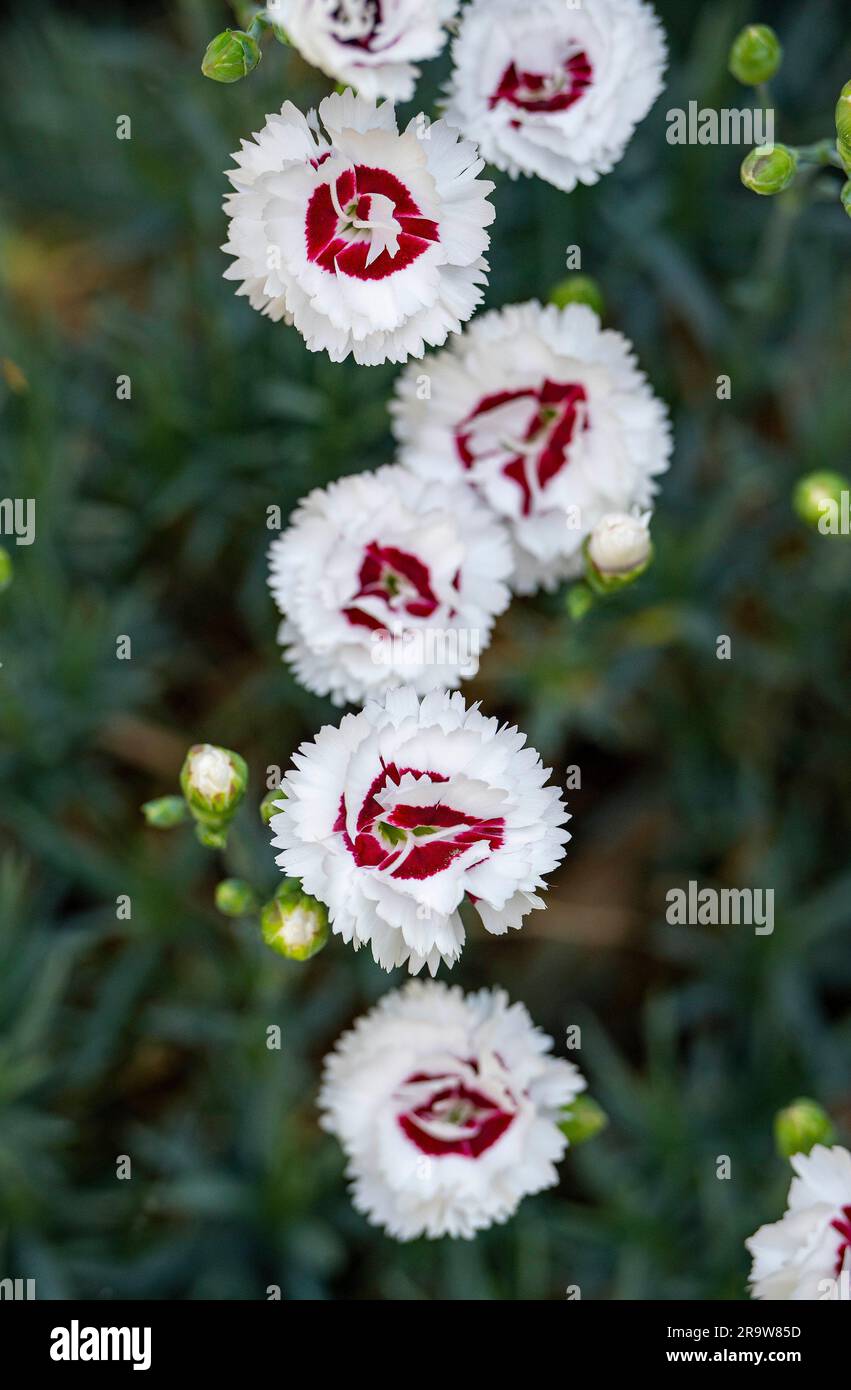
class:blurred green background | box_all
[1,0,850,1300]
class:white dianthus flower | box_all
[222,89,495,365]
[270,687,570,976]
[268,465,512,706]
[270,0,459,102]
[444,0,667,193]
[746,1145,851,1300]
[391,300,672,593]
[319,980,586,1239]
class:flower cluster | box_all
[221,1,668,362]
[212,0,676,1246]
[319,980,586,1239]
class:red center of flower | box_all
[305,165,439,280]
[332,0,384,50]
[831,1205,851,1277]
[342,542,439,634]
[334,763,504,880]
[456,379,588,516]
[396,1063,516,1157]
[490,51,593,115]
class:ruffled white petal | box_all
[746,1145,851,1300]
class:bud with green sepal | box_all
[215,879,259,918]
[201,26,262,83]
[558,1095,609,1145]
[833,79,851,176]
[729,24,782,86]
[585,512,653,595]
[180,743,248,849]
[0,546,13,593]
[549,275,605,319]
[792,470,850,529]
[841,181,851,219]
[566,581,596,621]
[141,795,188,829]
[740,144,798,196]
[259,787,285,826]
[774,1098,835,1159]
[260,880,329,961]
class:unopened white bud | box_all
[185,745,238,802]
[588,513,652,577]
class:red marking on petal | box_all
[341,607,389,634]
[831,1205,851,1277]
[397,1067,516,1157]
[344,541,439,629]
[334,765,504,880]
[456,380,588,516]
[333,1,386,54]
[490,51,593,114]
[304,164,438,281]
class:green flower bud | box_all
[792,470,849,529]
[841,180,851,219]
[261,881,329,961]
[180,744,248,848]
[585,513,653,594]
[566,581,595,621]
[836,81,851,175]
[549,275,605,319]
[215,878,259,918]
[740,144,798,196]
[558,1095,609,1146]
[141,795,188,829]
[259,787,285,826]
[0,545,13,592]
[201,29,262,84]
[774,1098,835,1159]
[729,24,783,86]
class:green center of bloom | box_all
[376,820,439,846]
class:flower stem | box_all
[794,139,844,169]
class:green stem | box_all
[794,139,844,170]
